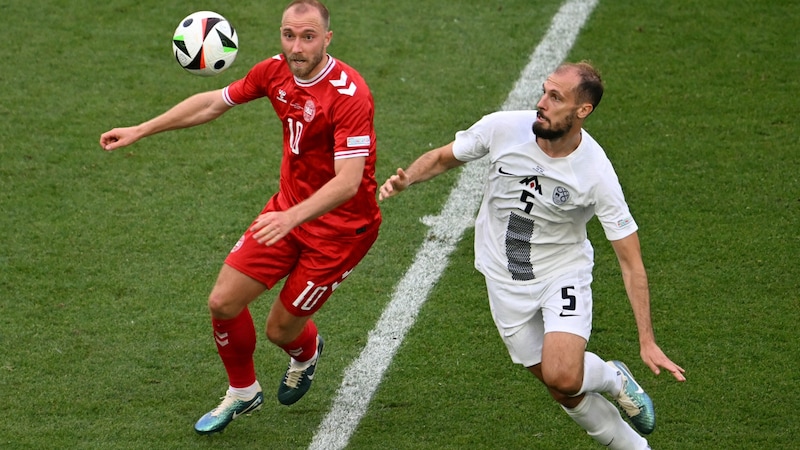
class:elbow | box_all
[343,182,360,200]
[334,158,367,200]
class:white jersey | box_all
[452,110,637,283]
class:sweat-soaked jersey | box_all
[222,54,380,238]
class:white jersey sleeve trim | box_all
[334,149,370,160]
[222,86,238,107]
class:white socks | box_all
[560,352,648,449]
[228,380,261,399]
[577,352,623,397]
[563,392,649,449]
[290,347,319,370]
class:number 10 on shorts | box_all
[293,281,328,312]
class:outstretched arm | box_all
[99,89,232,151]
[611,232,687,382]
[379,141,465,201]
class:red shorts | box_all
[224,203,380,317]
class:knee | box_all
[265,326,286,346]
[542,369,583,398]
[266,323,300,347]
[265,310,307,347]
[207,291,242,320]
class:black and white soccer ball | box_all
[172,11,238,76]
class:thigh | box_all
[224,212,301,289]
[540,331,587,387]
[530,331,588,406]
[278,227,379,317]
[485,278,546,367]
[208,263,269,319]
[538,267,594,390]
[540,266,594,342]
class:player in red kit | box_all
[99,0,380,435]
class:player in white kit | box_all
[379,62,686,449]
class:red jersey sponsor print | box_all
[222,54,380,238]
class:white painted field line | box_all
[309,1,598,448]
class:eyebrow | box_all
[542,81,564,97]
[282,26,319,33]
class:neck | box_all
[296,54,331,82]
[537,129,582,158]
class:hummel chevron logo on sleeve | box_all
[330,72,357,96]
[330,72,348,87]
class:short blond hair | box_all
[285,0,331,30]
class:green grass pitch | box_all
[0,0,797,448]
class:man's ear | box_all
[577,103,594,119]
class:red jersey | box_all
[222,54,380,238]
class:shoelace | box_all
[615,379,642,416]
[211,392,239,417]
[283,366,306,389]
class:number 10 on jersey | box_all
[287,118,304,155]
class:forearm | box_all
[612,232,657,345]
[137,90,229,138]
[286,158,364,226]
[611,233,686,379]
[379,141,463,201]
[287,175,357,226]
[623,269,657,346]
[404,142,462,186]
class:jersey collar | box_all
[294,54,336,87]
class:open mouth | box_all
[289,54,307,65]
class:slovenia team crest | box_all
[552,186,570,205]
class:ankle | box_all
[229,380,261,399]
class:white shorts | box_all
[485,266,594,367]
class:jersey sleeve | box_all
[452,114,494,162]
[222,57,280,106]
[593,159,638,241]
[331,73,374,160]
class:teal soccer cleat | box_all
[278,335,324,405]
[194,389,264,435]
[607,360,656,435]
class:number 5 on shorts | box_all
[559,286,578,317]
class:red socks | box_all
[279,320,318,362]
[212,307,257,388]
[211,311,318,388]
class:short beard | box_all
[286,51,324,79]
[532,112,574,140]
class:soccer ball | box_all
[172,11,238,76]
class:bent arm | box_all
[100,89,232,151]
[249,156,366,246]
[288,156,365,225]
[379,141,465,200]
